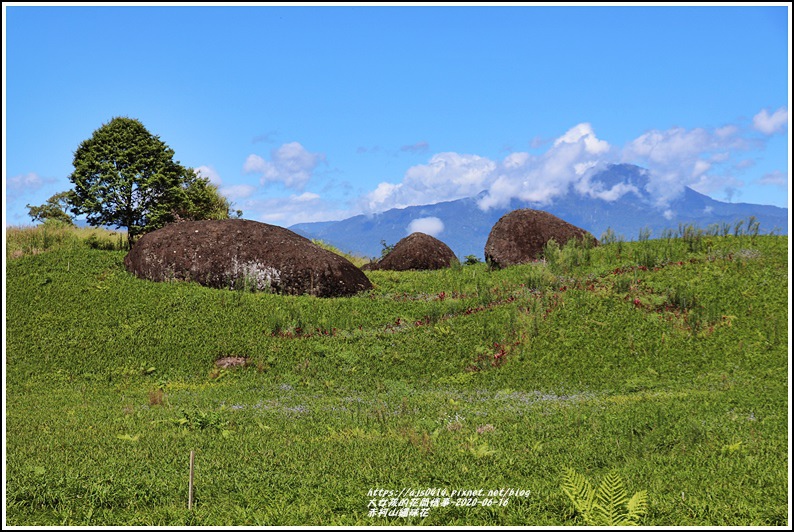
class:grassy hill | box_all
[4,223,789,525]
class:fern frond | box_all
[595,471,629,526]
[561,468,648,526]
[626,490,648,524]
[561,467,595,519]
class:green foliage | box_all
[176,173,237,222]
[174,407,229,431]
[561,468,647,526]
[380,239,395,258]
[599,227,619,245]
[542,238,561,266]
[27,191,76,225]
[67,117,234,247]
[464,254,481,265]
[4,231,788,526]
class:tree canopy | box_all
[67,117,237,246]
[27,191,76,225]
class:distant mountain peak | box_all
[290,164,787,259]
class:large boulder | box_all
[124,219,372,297]
[363,232,458,271]
[484,209,598,268]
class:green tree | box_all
[176,173,242,221]
[26,190,76,225]
[67,117,233,247]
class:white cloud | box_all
[220,184,257,200]
[554,123,610,155]
[714,125,738,138]
[624,127,709,165]
[6,173,62,225]
[692,159,711,178]
[758,170,788,187]
[356,124,617,214]
[478,123,612,210]
[407,217,444,237]
[243,154,266,173]
[361,182,404,212]
[753,107,788,135]
[244,142,324,190]
[619,125,749,206]
[503,152,530,169]
[734,159,755,170]
[195,165,222,185]
[687,172,744,198]
[349,119,783,220]
[7,172,52,193]
[360,152,496,212]
[294,192,321,202]
[577,180,641,202]
[242,192,354,228]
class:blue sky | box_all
[3,3,791,229]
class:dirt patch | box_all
[484,209,598,268]
[215,356,249,368]
[124,219,372,297]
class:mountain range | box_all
[290,164,789,260]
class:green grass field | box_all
[4,224,789,525]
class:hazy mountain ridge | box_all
[290,164,788,259]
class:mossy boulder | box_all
[124,219,372,297]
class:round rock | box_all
[363,232,458,271]
[484,209,598,268]
[123,219,373,297]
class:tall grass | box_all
[310,239,371,268]
[6,221,126,260]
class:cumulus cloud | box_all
[194,165,258,203]
[360,152,497,212]
[478,123,613,210]
[7,172,54,194]
[576,180,641,202]
[195,165,222,185]
[244,142,324,190]
[242,192,353,228]
[6,172,61,224]
[553,123,610,154]
[407,217,444,237]
[6,172,60,216]
[753,107,788,135]
[220,184,257,200]
[620,125,749,206]
[358,124,622,214]
[349,117,785,220]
